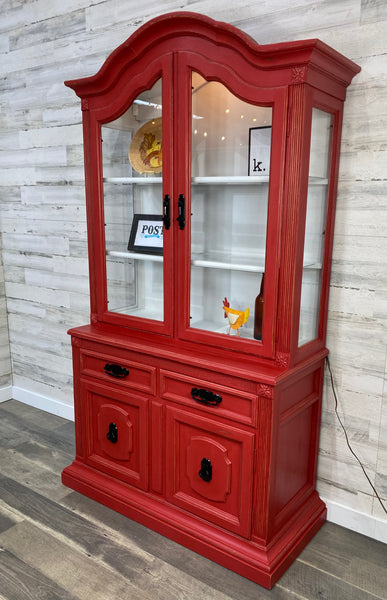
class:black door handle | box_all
[163,194,171,230]
[177,194,185,230]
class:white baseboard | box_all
[0,385,12,403]
[323,498,387,544]
[8,386,386,544]
[12,386,74,421]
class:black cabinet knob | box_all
[106,422,118,444]
[198,458,212,482]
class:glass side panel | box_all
[298,108,333,345]
[102,79,164,321]
[190,73,271,341]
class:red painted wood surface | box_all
[166,405,254,537]
[62,12,360,589]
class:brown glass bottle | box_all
[254,273,264,340]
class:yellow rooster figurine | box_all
[223,304,250,336]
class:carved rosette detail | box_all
[71,337,81,348]
[291,65,307,84]
[91,313,98,324]
[257,384,273,399]
[276,352,290,368]
[81,98,89,111]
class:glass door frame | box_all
[175,52,287,359]
[293,88,344,364]
[83,54,175,337]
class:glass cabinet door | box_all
[101,79,167,326]
[298,108,333,346]
[189,72,272,343]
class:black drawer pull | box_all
[199,458,212,482]
[106,422,118,444]
[191,388,222,406]
[104,363,129,379]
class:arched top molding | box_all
[65,11,360,101]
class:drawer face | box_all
[160,370,257,426]
[166,406,255,537]
[82,380,148,490]
[80,349,156,395]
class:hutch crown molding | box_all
[62,12,360,588]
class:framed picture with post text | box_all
[128,214,163,255]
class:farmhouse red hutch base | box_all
[63,324,328,589]
[62,12,359,589]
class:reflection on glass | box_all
[102,79,164,321]
[298,109,333,345]
[190,73,272,340]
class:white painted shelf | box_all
[192,176,269,184]
[107,251,322,271]
[191,257,264,273]
[107,250,163,262]
[104,177,163,184]
[190,319,254,338]
[107,250,264,272]
[103,175,328,185]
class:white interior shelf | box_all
[104,175,328,185]
[107,251,321,271]
[107,250,163,262]
[191,258,264,272]
[104,177,163,184]
[192,176,269,184]
[107,250,263,272]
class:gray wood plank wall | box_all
[0,0,386,539]
[0,232,11,389]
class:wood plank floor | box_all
[0,399,386,600]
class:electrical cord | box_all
[325,355,387,516]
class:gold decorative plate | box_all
[129,118,162,174]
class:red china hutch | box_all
[62,12,360,588]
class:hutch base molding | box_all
[63,458,326,589]
[62,12,360,589]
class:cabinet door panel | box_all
[186,436,231,502]
[175,54,286,359]
[102,77,170,329]
[87,53,174,336]
[189,74,271,344]
[82,380,148,490]
[166,406,255,537]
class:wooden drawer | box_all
[81,379,148,490]
[166,406,255,537]
[80,349,156,395]
[160,369,257,426]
